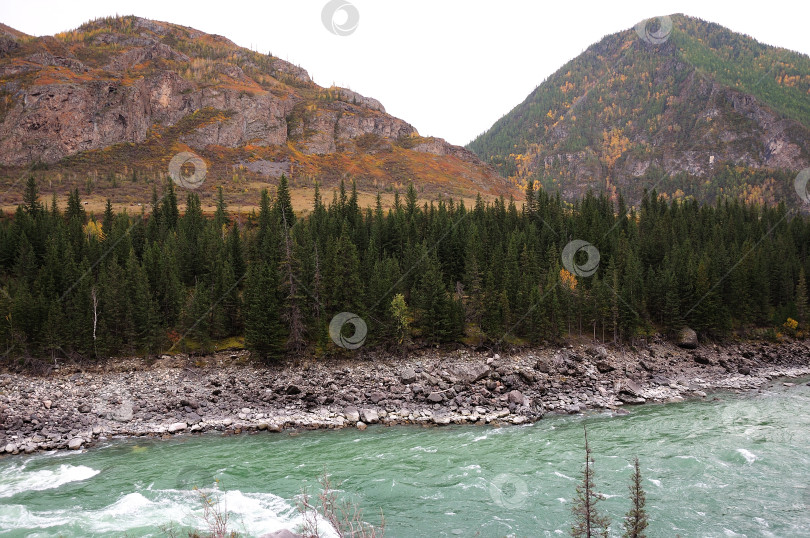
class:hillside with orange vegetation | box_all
[468,14,810,207]
[0,16,519,213]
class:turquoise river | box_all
[1,378,808,537]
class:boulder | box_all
[451,364,490,384]
[506,390,530,407]
[432,414,451,425]
[112,400,134,422]
[677,327,698,349]
[368,391,386,404]
[344,406,360,422]
[356,421,367,431]
[400,367,418,384]
[617,379,643,398]
[427,392,444,403]
[168,422,187,433]
[67,438,83,450]
[534,358,552,373]
[360,409,379,424]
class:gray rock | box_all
[433,414,451,425]
[4,443,16,453]
[506,390,529,407]
[677,327,698,349]
[451,364,490,384]
[427,392,444,403]
[369,391,386,404]
[168,422,187,433]
[344,406,360,422]
[360,409,379,424]
[617,379,643,398]
[356,421,367,430]
[534,358,552,373]
[112,400,134,422]
[67,438,83,450]
[400,367,417,384]
[595,361,615,373]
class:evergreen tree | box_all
[622,458,649,538]
[244,262,285,359]
[273,174,295,227]
[796,267,807,325]
[22,177,41,216]
[571,427,611,538]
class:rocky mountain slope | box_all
[468,14,810,206]
[0,16,518,210]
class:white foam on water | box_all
[410,446,438,453]
[556,497,566,503]
[553,471,574,481]
[0,503,72,529]
[648,479,662,488]
[0,487,336,537]
[736,448,758,464]
[723,528,746,536]
[0,464,100,498]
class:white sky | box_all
[2,0,809,146]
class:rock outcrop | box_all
[0,16,518,199]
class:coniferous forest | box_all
[1,173,809,362]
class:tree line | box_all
[1,175,808,361]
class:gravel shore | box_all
[2,339,809,455]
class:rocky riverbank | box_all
[1,339,810,455]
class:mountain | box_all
[468,14,810,206]
[0,16,518,213]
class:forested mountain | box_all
[468,14,810,206]
[2,177,807,360]
[0,16,518,213]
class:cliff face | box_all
[0,16,517,199]
[468,14,810,205]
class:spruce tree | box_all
[571,426,611,538]
[622,458,649,538]
[244,262,285,360]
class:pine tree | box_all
[273,174,295,227]
[571,426,611,538]
[22,177,41,216]
[213,186,230,232]
[160,180,179,230]
[622,458,649,538]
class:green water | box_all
[1,380,809,537]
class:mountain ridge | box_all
[0,15,519,212]
[468,13,810,206]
